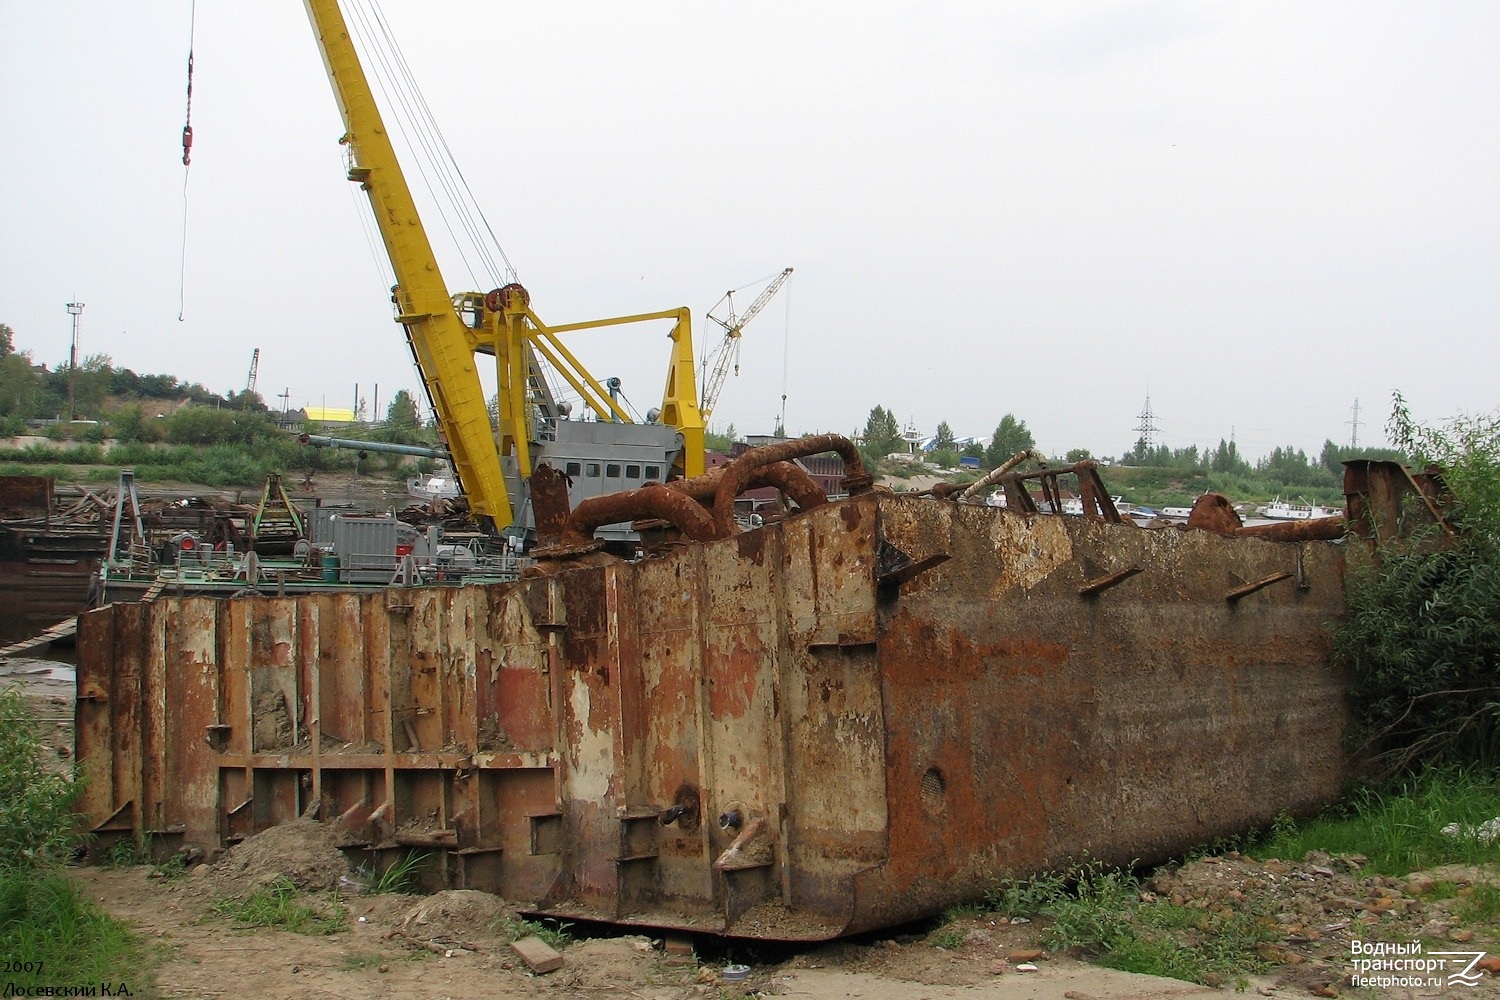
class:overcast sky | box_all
[2,2,1496,461]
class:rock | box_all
[1449,928,1475,942]
[987,960,1008,975]
[1405,874,1436,894]
[1009,948,1043,962]
[510,934,565,974]
[378,964,388,973]
[1441,818,1500,843]
[1309,985,1339,998]
[1478,955,1500,976]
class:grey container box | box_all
[331,514,399,582]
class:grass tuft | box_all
[0,866,149,991]
[984,861,1273,989]
[213,876,346,935]
[1252,766,1500,876]
[359,851,428,895]
[497,915,573,950]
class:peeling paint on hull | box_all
[76,494,1347,939]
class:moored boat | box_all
[1259,496,1341,520]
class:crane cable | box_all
[347,0,516,291]
[176,0,196,322]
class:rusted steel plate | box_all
[76,493,1349,939]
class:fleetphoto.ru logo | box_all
[1350,939,1486,989]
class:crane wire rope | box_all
[175,0,197,322]
[345,1,488,292]
[780,285,791,435]
[346,0,556,414]
[347,0,515,291]
[365,1,516,285]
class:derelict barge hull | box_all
[76,492,1347,939]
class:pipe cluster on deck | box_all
[530,434,873,562]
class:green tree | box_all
[862,405,903,459]
[166,405,275,445]
[1210,438,1249,475]
[933,420,956,451]
[386,389,421,430]
[929,448,959,468]
[961,440,984,462]
[1256,445,1330,488]
[71,353,114,418]
[984,414,1035,469]
[1065,447,1092,463]
[0,352,45,417]
[0,322,13,359]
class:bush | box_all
[0,688,146,988]
[1340,398,1500,773]
[0,689,78,868]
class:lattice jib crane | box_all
[699,267,792,421]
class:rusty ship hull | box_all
[75,490,1347,938]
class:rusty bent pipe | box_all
[669,460,829,514]
[551,483,719,554]
[539,461,829,557]
[711,434,873,538]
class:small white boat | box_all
[1159,506,1193,520]
[1258,497,1341,521]
[407,472,461,502]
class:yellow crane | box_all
[699,267,793,421]
[301,0,705,534]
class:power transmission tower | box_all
[1347,398,1361,449]
[1134,395,1159,451]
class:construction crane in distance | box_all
[699,267,792,421]
[245,348,260,394]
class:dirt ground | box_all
[67,848,1500,1000]
[68,863,1254,1000]
[8,652,1500,1000]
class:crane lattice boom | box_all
[700,267,792,420]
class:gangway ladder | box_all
[107,470,148,567]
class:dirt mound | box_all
[204,819,353,898]
[394,889,516,951]
[548,937,657,991]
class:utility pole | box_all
[1348,398,1361,449]
[65,301,84,422]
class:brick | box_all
[510,935,565,974]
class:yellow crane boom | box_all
[301,0,704,533]
[304,0,512,525]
